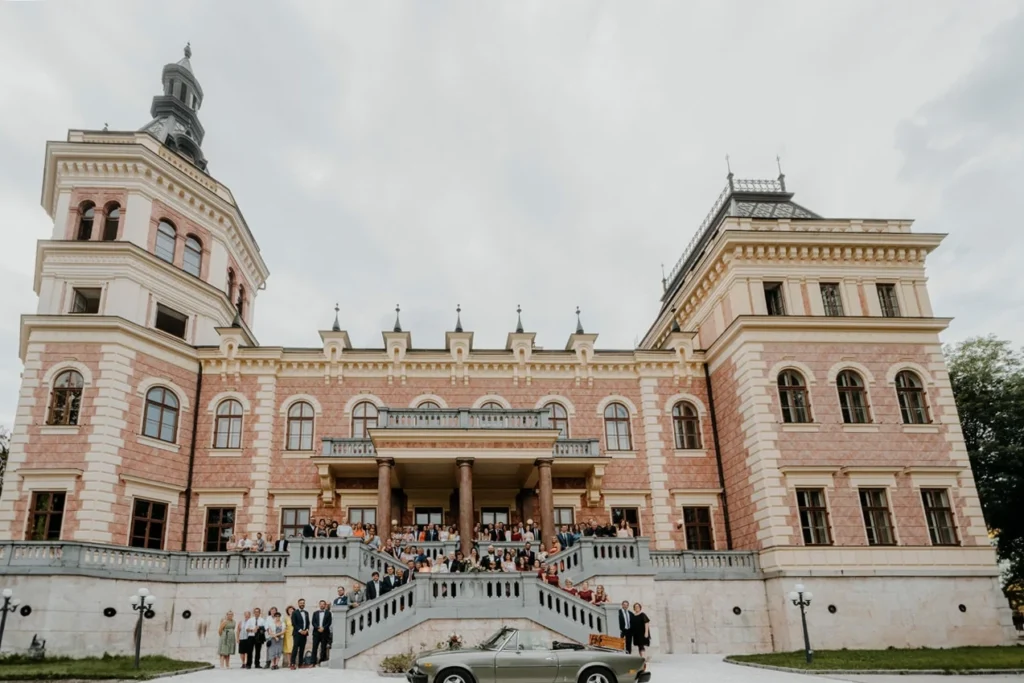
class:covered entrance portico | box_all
[316,407,607,555]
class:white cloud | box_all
[0,0,1022,428]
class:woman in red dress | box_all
[575,580,594,603]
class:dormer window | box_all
[77,203,95,241]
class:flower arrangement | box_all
[447,633,464,650]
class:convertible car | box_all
[406,626,650,683]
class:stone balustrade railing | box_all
[323,437,603,458]
[0,537,759,583]
[332,573,614,665]
[378,408,553,430]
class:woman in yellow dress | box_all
[283,605,295,664]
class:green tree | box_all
[945,336,1024,600]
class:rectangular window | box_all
[796,488,832,546]
[820,283,844,317]
[129,499,167,550]
[349,507,377,526]
[204,507,235,552]
[682,506,714,550]
[763,282,787,316]
[28,491,66,541]
[414,507,443,528]
[281,508,310,539]
[921,489,958,546]
[610,507,640,537]
[877,284,901,317]
[155,304,188,339]
[480,507,509,526]
[554,507,575,526]
[859,488,895,546]
[71,287,102,314]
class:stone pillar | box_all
[457,458,474,557]
[376,458,394,532]
[537,458,555,549]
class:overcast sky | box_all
[1,1,1023,429]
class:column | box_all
[457,458,474,557]
[536,458,555,548]
[377,458,394,533]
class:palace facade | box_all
[0,48,1015,663]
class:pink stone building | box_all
[0,48,1014,659]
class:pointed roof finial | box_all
[670,306,681,333]
[184,42,192,59]
[661,263,667,292]
[103,122,109,132]
[575,306,584,335]
[332,303,341,332]
[455,304,463,333]
[725,153,734,190]
[776,154,786,192]
[393,304,402,333]
[515,305,524,334]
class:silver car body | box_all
[407,627,650,683]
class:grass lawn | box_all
[729,645,1024,671]
[0,654,211,680]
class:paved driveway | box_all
[172,655,1023,683]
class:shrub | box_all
[380,651,416,673]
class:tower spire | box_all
[140,46,208,170]
[455,304,463,333]
[515,305,524,334]
[332,303,340,332]
[575,306,584,335]
[393,304,402,333]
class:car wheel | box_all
[581,667,615,683]
[437,668,473,683]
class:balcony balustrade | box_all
[323,436,601,458]
[376,407,553,430]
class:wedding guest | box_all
[248,607,267,668]
[617,520,632,538]
[256,532,267,552]
[217,610,236,668]
[312,599,332,666]
[283,606,295,666]
[350,583,365,605]
[236,610,251,668]
[549,536,562,555]
[329,520,340,537]
[501,550,517,573]
[593,585,609,605]
[302,515,316,538]
[516,555,529,572]
[338,517,353,537]
[630,603,651,658]
[618,601,634,654]
[544,565,560,586]
[290,599,310,669]
[468,548,482,569]
[383,565,399,593]
[264,607,279,668]
[364,526,381,550]
[267,611,284,669]
[332,586,348,608]
[576,581,594,603]
[353,522,365,538]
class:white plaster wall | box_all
[50,191,72,239]
[654,580,771,655]
[103,278,146,322]
[123,193,154,249]
[209,239,229,293]
[346,619,564,671]
[764,575,1016,652]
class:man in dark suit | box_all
[382,565,399,594]
[517,542,536,568]
[274,537,289,552]
[312,599,332,666]
[302,514,316,538]
[618,600,634,654]
[365,571,384,600]
[424,524,440,542]
[290,598,310,669]
[557,526,571,550]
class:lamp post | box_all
[787,583,813,663]
[129,588,156,669]
[1,588,22,652]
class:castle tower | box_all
[0,46,268,546]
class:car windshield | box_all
[480,627,515,650]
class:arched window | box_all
[895,371,930,424]
[837,370,870,424]
[155,220,176,263]
[479,401,503,410]
[77,202,95,241]
[236,286,246,319]
[102,203,120,241]
[545,402,569,437]
[286,401,315,451]
[777,370,812,423]
[352,401,379,438]
[214,399,243,449]
[226,269,235,299]
[417,401,440,410]
[143,387,179,443]
[47,370,84,426]
[672,401,701,449]
[183,236,202,277]
[604,402,632,451]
